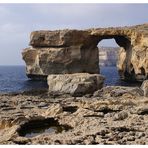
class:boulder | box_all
[47,73,105,96]
[141,80,148,97]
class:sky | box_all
[0,3,148,65]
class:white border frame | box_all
[0,0,148,3]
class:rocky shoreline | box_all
[1,23,148,145]
[0,82,148,145]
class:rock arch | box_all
[96,35,133,80]
[22,24,148,81]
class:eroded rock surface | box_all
[0,85,148,145]
[141,80,148,97]
[47,73,105,96]
[22,24,148,81]
[22,46,98,79]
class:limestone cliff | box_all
[99,47,119,66]
[22,24,148,81]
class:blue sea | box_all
[0,66,48,93]
[0,66,141,93]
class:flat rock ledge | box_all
[0,84,148,145]
[47,73,105,97]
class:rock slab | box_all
[47,73,105,96]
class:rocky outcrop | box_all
[47,73,105,96]
[141,80,148,97]
[22,24,148,81]
[0,84,147,145]
[22,46,98,80]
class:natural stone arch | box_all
[22,24,148,82]
[95,35,133,81]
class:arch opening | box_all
[98,38,119,85]
[97,35,134,85]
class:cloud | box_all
[0,3,147,65]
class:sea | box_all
[0,66,141,93]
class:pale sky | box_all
[0,3,148,65]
